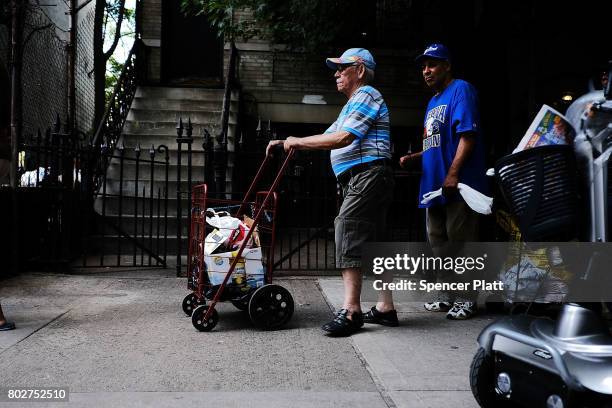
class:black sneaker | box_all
[321,309,363,336]
[363,307,399,327]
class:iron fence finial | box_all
[177,118,184,137]
[186,118,193,138]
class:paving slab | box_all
[317,277,498,408]
[0,272,387,407]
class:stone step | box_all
[77,254,173,269]
[94,195,190,217]
[123,116,237,134]
[86,234,189,256]
[93,193,249,216]
[103,147,247,166]
[77,254,215,273]
[116,132,237,152]
[127,108,225,124]
[97,178,206,197]
[103,149,208,166]
[105,161,208,180]
[131,97,238,112]
[96,213,191,236]
[135,86,230,101]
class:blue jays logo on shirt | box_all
[426,105,447,123]
[423,105,446,152]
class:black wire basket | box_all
[494,145,579,242]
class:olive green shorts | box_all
[335,164,394,269]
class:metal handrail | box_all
[218,41,239,146]
[91,39,142,149]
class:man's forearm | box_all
[447,132,476,177]
[290,131,355,150]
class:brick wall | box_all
[226,7,427,126]
[141,3,427,126]
[141,0,162,83]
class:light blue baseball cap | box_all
[326,48,376,71]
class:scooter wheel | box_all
[182,293,203,316]
[191,305,219,332]
[248,284,294,330]
[470,347,502,408]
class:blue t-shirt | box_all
[419,79,488,208]
[326,85,391,176]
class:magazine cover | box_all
[513,104,577,153]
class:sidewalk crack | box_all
[0,309,72,356]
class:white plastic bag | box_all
[420,183,493,215]
[203,209,242,254]
[203,209,254,253]
[204,228,232,255]
[205,209,241,230]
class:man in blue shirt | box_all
[267,48,397,335]
[400,43,487,320]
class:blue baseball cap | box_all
[326,48,376,71]
[415,43,451,63]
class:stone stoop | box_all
[91,86,240,265]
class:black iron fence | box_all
[3,117,427,274]
[233,146,427,272]
[1,116,91,271]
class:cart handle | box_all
[236,146,294,218]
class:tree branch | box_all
[102,0,127,61]
[23,23,54,46]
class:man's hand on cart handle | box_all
[266,138,299,156]
[266,140,284,156]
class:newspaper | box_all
[513,104,576,153]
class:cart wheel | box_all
[191,305,219,332]
[248,284,294,330]
[182,293,203,317]
[231,299,249,311]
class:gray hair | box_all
[364,67,375,84]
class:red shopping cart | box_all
[181,149,295,331]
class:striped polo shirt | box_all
[326,85,391,176]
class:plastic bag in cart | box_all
[203,209,254,253]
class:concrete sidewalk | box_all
[318,278,495,408]
[0,270,492,408]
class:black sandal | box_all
[363,307,399,327]
[0,322,15,331]
[321,309,363,336]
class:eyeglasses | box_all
[336,63,358,73]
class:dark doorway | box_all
[161,1,223,86]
